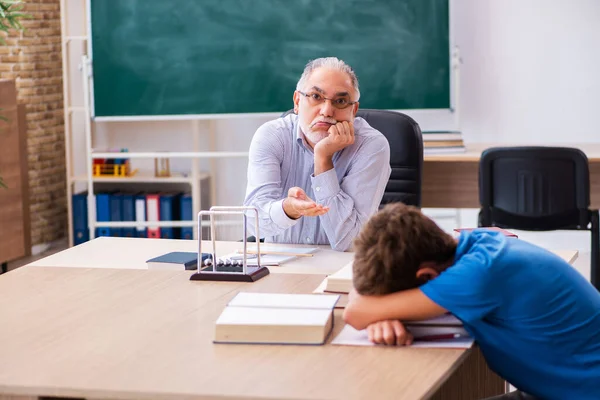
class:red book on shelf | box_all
[453,227,518,238]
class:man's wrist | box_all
[314,152,334,176]
[282,198,301,220]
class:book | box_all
[323,260,354,294]
[214,292,340,345]
[219,253,296,267]
[229,246,319,267]
[243,246,319,256]
[332,313,473,349]
[423,140,464,148]
[146,251,210,270]
[423,146,467,155]
[421,131,463,141]
[332,324,473,349]
[454,227,518,238]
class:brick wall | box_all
[0,0,66,245]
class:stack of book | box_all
[421,131,466,155]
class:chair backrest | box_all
[479,146,591,230]
[281,109,423,207]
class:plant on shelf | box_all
[0,0,27,189]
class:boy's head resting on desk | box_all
[352,203,457,295]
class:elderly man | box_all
[243,57,391,251]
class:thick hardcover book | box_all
[214,292,339,345]
[324,261,354,294]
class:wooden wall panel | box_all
[0,80,30,264]
[423,160,600,209]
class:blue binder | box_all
[121,193,136,238]
[159,193,178,239]
[72,192,89,245]
[109,193,123,237]
[95,193,111,237]
[179,193,193,240]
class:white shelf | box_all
[95,219,239,228]
[61,6,237,246]
[95,221,195,228]
[92,152,248,159]
[70,172,210,184]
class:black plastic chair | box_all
[478,146,599,290]
[281,108,423,207]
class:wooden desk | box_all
[26,237,354,275]
[0,267,503,400]
[423,143,600,208]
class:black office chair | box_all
[281,108,423,207]
[478,146,599,290]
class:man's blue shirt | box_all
[421,231,600,400]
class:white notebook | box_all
[215,292,339,345]
[222,246,319,266]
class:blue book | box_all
[179,193,193,240]
[146,251,210,270]
[120,193,136,238]
[72,192,89,245]
[109,193,123,237]
[95,193,111,237]
[159,193,178,239]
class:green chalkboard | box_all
[90,0,450,117]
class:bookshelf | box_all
[60,0,252,246]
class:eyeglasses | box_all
[297,90,357,110]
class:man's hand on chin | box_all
[314,121,355,175]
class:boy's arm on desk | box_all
[342,289,448,331]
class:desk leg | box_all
[429,346,505,400]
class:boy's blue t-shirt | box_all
[420,231,600,400]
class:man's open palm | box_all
[283,187,329,219]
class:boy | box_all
[343,203,600,400]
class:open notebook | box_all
[214,292,340,345]
[224,246,319,266]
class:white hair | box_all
[296,57,360,101]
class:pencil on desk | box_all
[235,249,314,257]
[414,333,465,342]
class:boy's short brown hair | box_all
[352,203,457,295]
